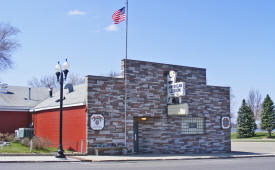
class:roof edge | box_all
[0,106,30,112]
[121,59,206,71]
[31,102,85,112]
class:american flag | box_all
[112,7,126,24]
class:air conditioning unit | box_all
[18,128,34,138]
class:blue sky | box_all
[0,0,274,119]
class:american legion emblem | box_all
[221,117,230,129]
[90,114,104,130]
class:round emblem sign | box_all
[167,70,177,84]
[90,114,104,130]
[169,70,176,78]
[221,117,230,129]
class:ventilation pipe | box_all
[64,83,74,93]
[28,88,31,100]
[49,88,53,98]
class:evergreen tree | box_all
[260,95,275,137]
[237,99,257,138]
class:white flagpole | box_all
[124,0,128,148]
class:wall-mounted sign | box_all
[167,70,186,104]
[90,114,104,130]
[168,82,185,97]
[221,117,230,129]
[168,103,189,116]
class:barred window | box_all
[181,117,204,134]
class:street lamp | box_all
[55,59,69,158]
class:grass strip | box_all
[0,142,58,153]
[231,132,275,140]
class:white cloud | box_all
[105,24,118,32]
[68,10,86,16]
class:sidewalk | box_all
[69,152,275,162]
[1,142,275,163]
[0,156,80,163]
[1,152,274,163]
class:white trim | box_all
[0,106,30,112]
[85,80,88,154]
[31,102,85,112]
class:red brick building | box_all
[0,83,87,153]
[32,84,87,153]
[0,85,49,133]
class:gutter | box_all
[1,103,85,113]
[30,102,85,112]
[0,106,30,112]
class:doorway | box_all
[133,121,139,153]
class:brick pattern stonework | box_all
[86,59,230,154]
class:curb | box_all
[0,153,87,156]
[0,160,81,163]
[0,157,81,163]
[1,154,275,163]
[70,154,275,162]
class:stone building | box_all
[86,59,231,154]
[8,59,230,154]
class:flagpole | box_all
[126,0,128,61]
[124,0,128,149]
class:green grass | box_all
[0,142,58,154]
[231,132,275,140]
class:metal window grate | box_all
[181,117,204,134]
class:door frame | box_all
[133,121,139,153]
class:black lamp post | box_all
[55,59,69,158]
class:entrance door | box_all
[133,121,139,153]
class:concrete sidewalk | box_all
[0,156,80,163]
[0,152,275,163]
[1,142,275,163]
[68,141,275,162]
[69,152,275,162]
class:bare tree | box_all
[27,77,41,87]
[28,73,84,88]
[230,88,236,120]
[28,75,57,88]
[67,73,85,85]
[247,89,262,121]
[0,24,20,71]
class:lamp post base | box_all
[56,147,66,158]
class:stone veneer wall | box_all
[86,59,230,154]
[86,76,125,151]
